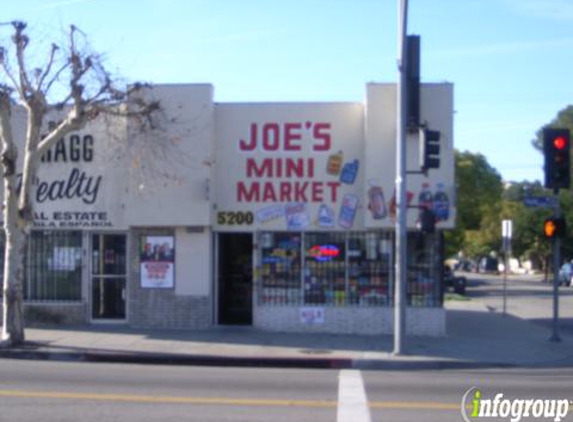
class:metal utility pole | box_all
[501,219,512,316]
[550,198,561,342]
[393,0,408,355]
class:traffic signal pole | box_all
[550,195,561,342]
[393,0,408,356]
[543,128,569,342]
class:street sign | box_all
[502,219,512,253]
[523,196,557,208]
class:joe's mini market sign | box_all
[214,101,455,233]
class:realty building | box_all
[1,82,454,336]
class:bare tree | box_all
[0,21,159,345]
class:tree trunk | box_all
[1,178,27,345]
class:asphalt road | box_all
[462,271,573,337]
[1,359,573,422]
[3,272,573,422]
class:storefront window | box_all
[256,231,442,308]
[347,233,392,306]
[304,233,346,305]
[258,233,302,305]
[406,233,442,307]
[25,231,83,301]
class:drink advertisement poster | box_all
[140,236,175,289]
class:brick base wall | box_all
[129,294,211,329]
[253,306,445,337]
[0,302,88,325]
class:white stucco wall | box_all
[174,227,211,297]
[125,84,214,227]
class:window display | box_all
[304,233,346,305]
[347,233,392,306]
[259,233,302,305]
[256,231,440,308]
[407,233,442,307]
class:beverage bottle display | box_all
[433,183,450,222]
[418,183,434,226]
[340,160,359,184]
[318,204,335,227]
[368,183,387,219]
[327,151,344,175]
[418,183,433,210]
[339,194,359,228]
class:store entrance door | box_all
[218,233,253,325]
[91,234,127,320]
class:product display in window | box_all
[259,233,301,305]
[406,233,441,307]
[347,235,391,306]
[256,231,440,308]
[303,233,346,305]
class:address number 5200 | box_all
[217,211,254,226]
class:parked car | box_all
[558,262,573,286]
[478,256,499,274]
[444,265,467,295]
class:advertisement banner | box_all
[140,236,175,289]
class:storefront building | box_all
[1,82,454,336]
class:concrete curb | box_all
[0,346,521,371]
[0,343,352,369]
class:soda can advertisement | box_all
[285,202,310,230]
[367,183,387,219]
[340,159,359,185]
[317,204,335,228]
[433,183,450,222]
[339,194,359,229]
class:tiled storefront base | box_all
[253,306,446,337]
[1,299,211,330]
[0,302,90,325]
[129,295,211,329]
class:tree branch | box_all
[36,108,84,157]
[12,21,33,101]
[0,48,24,100]
[43,61,70,96]
[37,43,59,91]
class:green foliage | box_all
[445,150,503,257]
[455,151,503,230]
[447,106,573,271]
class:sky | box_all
[2,0,572,183]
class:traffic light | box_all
[420,127,440,172]
[544,128,570,190]
[406,35,420,131]
[543,217,566,239]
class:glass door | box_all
[91,234,127,320]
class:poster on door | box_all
[140,236,175,289]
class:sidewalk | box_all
[2,299,573,370]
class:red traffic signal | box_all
[544,128,570,190]
[554,136,567,150]
[543,217,566,239]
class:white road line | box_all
[337,370,372,422]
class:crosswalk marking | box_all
[337,370,372,422]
